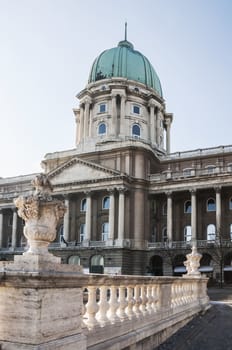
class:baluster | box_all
[133,285,142,317]
[171,284,175,309]
[96,285,109,327]
[125,286,135,320]
[107,285,120,324]
[140,285,148,315]
[117,285,128,321]
[151,285,157,312]
[84,286,99,329]
[146,285,153,314]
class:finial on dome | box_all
[125,21,127,41]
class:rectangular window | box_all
[99,103,106,113]
[133,105,140,114]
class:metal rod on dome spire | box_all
[125,21,127,41]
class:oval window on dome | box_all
[98,123,106,135]
[132,124,141,138]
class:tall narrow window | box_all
[132,105,140,114]
[162,202,167,215]
[184,225,192,241]
[80,198,87,212]
[207,198,216,212]
[151,226,156,242]
[207,224,216,241]
[99,103,106,113]
[102,196,110,209]
[132,124,141,137]
[184,200,192,213]
[80,223,86,242]
[229,198,232,210]
[162,227,167,242]
[98,123,106,135]
[230,224,232,241]
[102,222,109,241]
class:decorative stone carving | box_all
[14,174,66,256]
[184,246,202,277]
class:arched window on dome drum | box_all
[207,224,216,241]
[98,123,106,135]
[132,124,141,138]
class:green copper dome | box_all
[88,40,163,97]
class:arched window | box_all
[207,224,216,241]
[229,198,232,210]
[80,223,86,242]
[98,123,106,135]
[102,222,109,241]
[162,227,167,242]
[80,198,87,212]
[102,196,110,209]
[184,225,192,242]
[132,124,141,137]
[90,254,104,274]
[184,200,192,213]
[207,198,216,212]
[68,255,80,265]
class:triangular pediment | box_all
[48,157,121,185]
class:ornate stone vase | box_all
[14,174,66,256]
[184,246,202,277]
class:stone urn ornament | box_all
[14,174,66,258]
[184,245,202,277]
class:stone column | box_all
[11,208,18,248]
[88,107,93,138]
[165,121,171,154]
[133,189,145,248]
[63,197,70,242]
[111,94,117,136]
[117,188,126,241]
[85,193,92,241]
[215,187,221,237]
[150,104,155,143]
[119,95,126,136]
[108,189,115,240]
[84,101,90,139]
[78,105,84,143]
[0,209,3,248]
[167,192,173,243]
[191,189,197,247]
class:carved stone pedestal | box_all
[0,175,86,349]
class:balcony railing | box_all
[147,239,232,249]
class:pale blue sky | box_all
[0,0,232,177]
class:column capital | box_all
[190,188,197,195]
[165,191,172,198]
[107,187,116,195]
[214,186,222,193]
[84,191,92,197]
[117,187,128,194]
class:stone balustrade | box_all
[80,274,209,349]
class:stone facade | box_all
[1,37,232,284]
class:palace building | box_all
[1,33,232,283]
